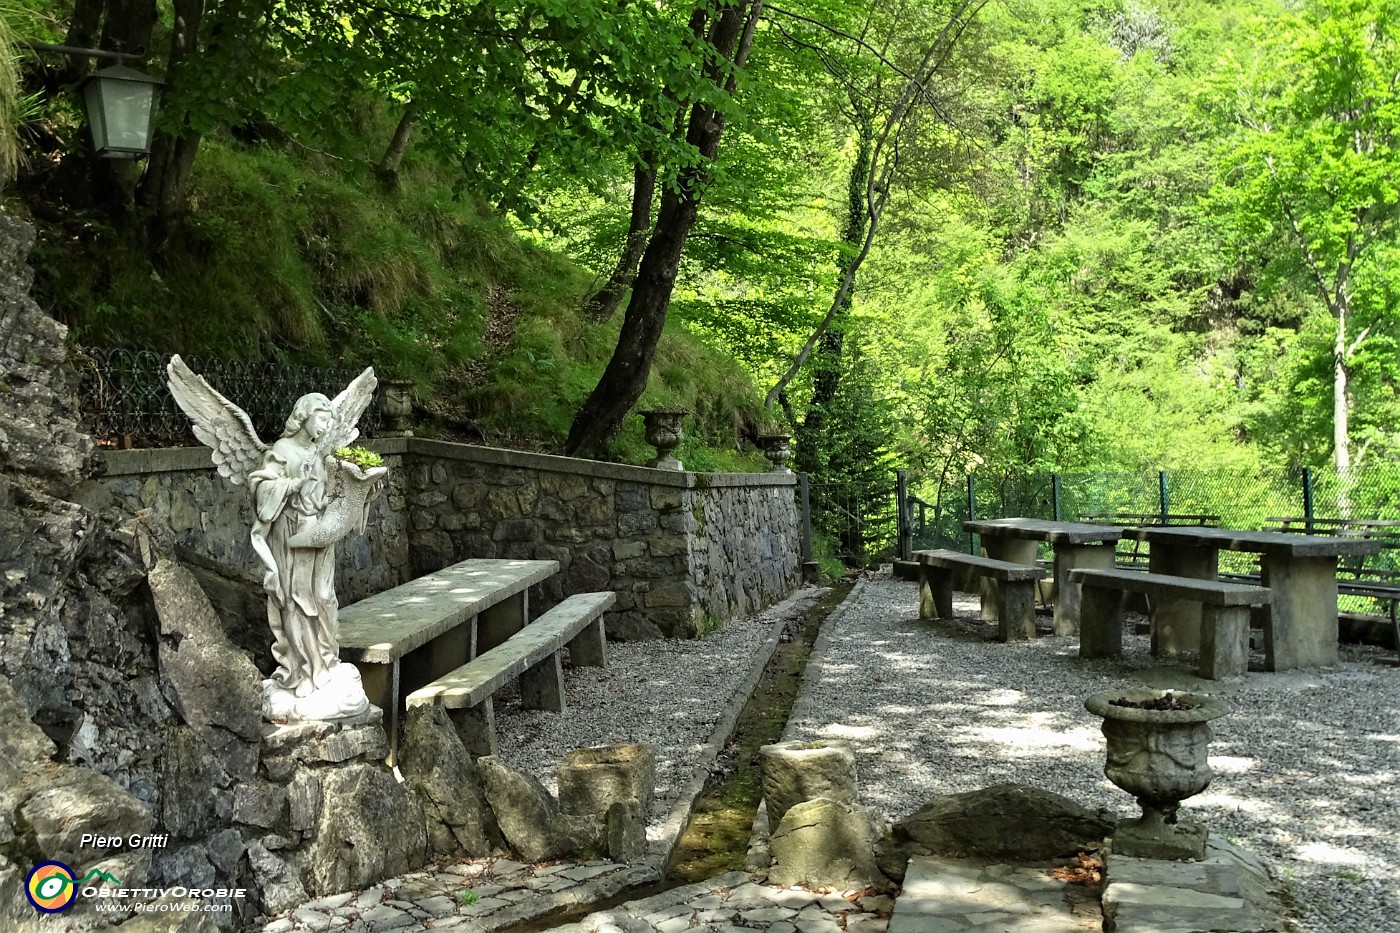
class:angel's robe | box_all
[249,435,340,697]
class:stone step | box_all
[888,856,1101,933]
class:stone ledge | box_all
[100,438,796,489]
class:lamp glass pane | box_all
[101,80,155,152]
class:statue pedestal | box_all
[263,661,371,723]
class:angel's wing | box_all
[320,366,378,456]
[166,355,268,486]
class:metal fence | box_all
[906,462,1400,574]
[73,346,382,447]
[803,477,899,565]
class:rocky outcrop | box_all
[478,755,567,862]
[878,783,1117,878]
[397,705,496,857]
[767,797,884,891]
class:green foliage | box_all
[335,445,383,468]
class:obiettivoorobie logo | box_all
[25,862,121,913]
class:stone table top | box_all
[339,558,559,663]
[963,517,1125,545]
[1126,525,1382,558]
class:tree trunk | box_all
[585,163,656,322]
[794,116,873,474]
[564,0,762,457]
[376,100,418,188]
[136,0,205,241]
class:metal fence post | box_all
[1302,467,1314,531]
[1052,473,1062,522]
[896,470,910,560]
[798,473,814,565]
[1158,470,1169,520]
[967,474,977,554]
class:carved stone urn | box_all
[379,378,415,436]
[1085,688,1229,860]
[756,433,793,473]
[286,459,390,549]
[640,409,686,472]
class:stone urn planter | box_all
[379,378,415,436]
[640,409,686,472]
[287,459,389,549]
[1085,688,1229,860]
[755,433,793,473]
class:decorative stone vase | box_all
[379,379,415,436]
[640,409,686,472]
[756,433,793,473]
[1085,688,1229,860]
[287,459,390,549]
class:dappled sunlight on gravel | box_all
[784,575,1400,933]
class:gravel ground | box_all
[491,589,818,822]
[784,574,1400,933]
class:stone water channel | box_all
[499,581,855,933]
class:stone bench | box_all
[338,558,559,754]
[1070,568,1272,679]
[915,548,1044,642]
[406,591,616,757]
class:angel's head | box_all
[284,393,335,441]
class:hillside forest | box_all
[2,0,1399,546]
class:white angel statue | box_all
[166,355,386,722]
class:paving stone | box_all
[263,920,294,933]
[740,906,797,922]
[856,895,894,913]
[292,907,332,932]
[817,893,853,912]
[795,915,843,933]
[490,860,527,876]
[470,883,504,897]
[354,887,388,909]
[533,863,570,876]
[695,909,737,923]
[843,917,887,933]
[768,923,799,933]
[644,904,694,923]
[767,885,817,902]
[655,917,693,933]
[685,895,729,910]
[445,863,488,878]
[461,896,512,913]
[304,893,357,911]
[1102,882,1245,911]
[564,864,618,881]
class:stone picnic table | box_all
[962,518,1124,635]
[1124,525,1380,671]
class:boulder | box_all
[0,675,56,769]
[297,763,428,894]
[759,739,858,828]
[15,766,152,865]
[478,756,565,862]
[891,783,1116,862]
[396,705,495,857]
[149,559,263,744]
[605,799,646,863]
[247,839,307,916]
[767,797,883,891]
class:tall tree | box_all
[565,1,765,456]
[1210,0,1400,484]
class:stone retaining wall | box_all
[99,439,801,639]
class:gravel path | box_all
[784,575,1400,933]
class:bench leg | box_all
[448,700,498,758]
[1079,585,1125,659]
[980,538,1038,623]
[479,591,528,654]
[569,619,608,667]
[1200,605,1249,679]
[520,651,566,712]
[919,565,954,620]
[998,580,1036,642]
[356,660,398,764]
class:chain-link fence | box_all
[905,462,1400,606]
[73,346,382,447]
